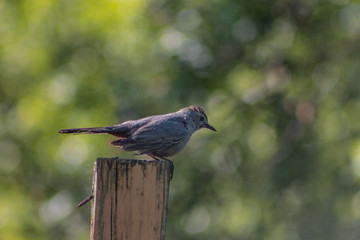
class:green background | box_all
[1,0,360,239]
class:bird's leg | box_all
[147,154,160,161]
[147,154,174,181]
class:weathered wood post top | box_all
[90,158,172,240]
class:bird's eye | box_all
[200,116,204,121]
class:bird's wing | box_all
[112,118,189,154]
[106,116,156,137]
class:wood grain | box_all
[90,158,171,240]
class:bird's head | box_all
[182,105,217,132]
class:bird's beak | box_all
[204,123,217,132]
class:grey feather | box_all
[59,105,216,159]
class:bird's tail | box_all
[58,127,111,135]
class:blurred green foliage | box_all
[1,0,360,239]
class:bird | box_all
[59,105,216,162]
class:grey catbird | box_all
[59,105,216,162]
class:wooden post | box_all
[90,158,172,240]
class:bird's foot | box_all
[147,154,174,181]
